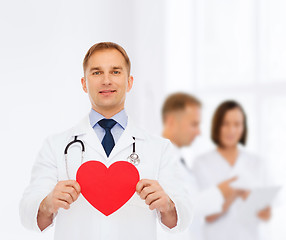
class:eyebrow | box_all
[89,66,123,72]
[111,66,123,70]
[89,67,101,72]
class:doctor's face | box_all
[173,105,201,147]
[219,108,244,148]
[81,49,133,115]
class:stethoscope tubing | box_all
[64,136,139,179]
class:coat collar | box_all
[71,115,146,160]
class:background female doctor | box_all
[193,100,271,240]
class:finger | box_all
[65,180,81,194]
[71,181,81,195]
[63,186,79,202]
[149,198,163,211]
[235,188,248,194]
[136,179,156,193]
[150,195,173,212]
[145,191,161,205]
[57,192,73,204]
[56,199,70,210]
[58,180,77,187]
[139,185,159,200]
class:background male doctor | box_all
[19,42,192,240]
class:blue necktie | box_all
[98,119,117,157]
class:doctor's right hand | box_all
[37,180,81,231]
[40,180,81,215]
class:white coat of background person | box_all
[158,93,237,240]
[19,42,192,240]
[193,100,271,240]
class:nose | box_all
[102,74,112,85]
[229,125,236,134]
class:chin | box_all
[222,143,237,148]
[98,99,116,107]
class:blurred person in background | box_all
[193,100,271,240]
[159,93,236,240]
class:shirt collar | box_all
[89,108,128,129]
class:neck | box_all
[92,106,124,119]
[162,128,181,148]
[218,145,237,152]
[217,145,238,166]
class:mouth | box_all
[225,136,236,141]
[99,90,116,95]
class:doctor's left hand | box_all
[136,179,177,229]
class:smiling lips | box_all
[99,90,116,96]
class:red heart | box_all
[76,160,140,216]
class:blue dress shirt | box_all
[89,109,128,144]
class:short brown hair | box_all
[83,42,131,75]
[211,100,247,146]
[162,92,201,122]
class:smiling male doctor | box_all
[19,42,192,240]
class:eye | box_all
[92,71,101,75]
[113,70,120,74]
[222,122,229,127]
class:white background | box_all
[0,0,285,239]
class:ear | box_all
[81,77,88,93]
[127,75,134,92]
[165,113,175,126]
[169,113,181,128]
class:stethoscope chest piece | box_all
[127,153,140,166]
[127,136,140,166]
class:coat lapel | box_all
[72,115,107,159]
[107,126,134,160]
[108,118,146,160]
[71,115,146,162]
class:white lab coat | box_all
[192,148,267,240]
[19,115,193,240]
[157,151,224,240]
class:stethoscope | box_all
[64,136,140,179]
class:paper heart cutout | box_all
[76,160,140,216]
